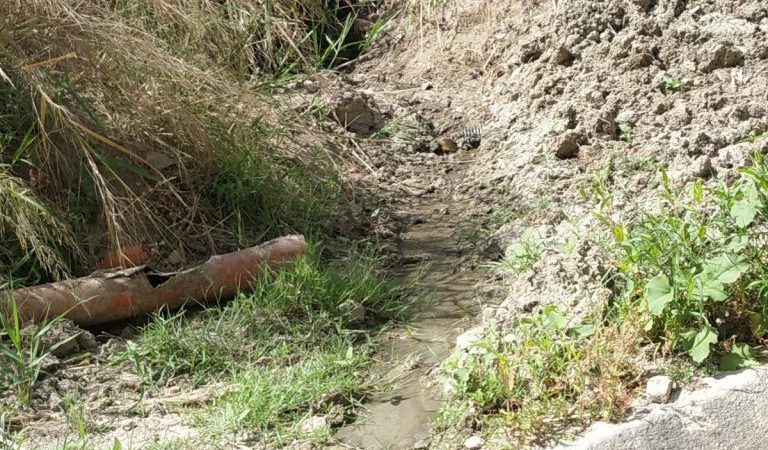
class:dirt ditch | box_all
[337,169,487,449]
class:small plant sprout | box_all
[662,73,683,93]
[618,123,635,142]
[493,228,544,274]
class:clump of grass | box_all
[618,123,635,142]
[0,172,79,282]
[492,228,545,274]
[199,339,366,445]
[114,0,392,77]
[440,305,640,447]
[0,0,393,283]
[207,122,342,244]
[0,288,79,406]
[118,244,408,444]
[662,73,683,93]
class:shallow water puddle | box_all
[337,198,484,449]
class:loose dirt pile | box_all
[354,0,768,323]
[317,0,768,447]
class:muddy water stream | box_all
[337,191,484,449]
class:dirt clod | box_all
[555,134,581,159]
[332,93,384,136]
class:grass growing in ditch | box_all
[438,153,768,446]
[117,245,409,446]
[1,1,403,446]
[0,0,397,285]
[0,288,79,407]
[438,306,641,448]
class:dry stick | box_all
[5,235,308,327]
[348,139,379,178]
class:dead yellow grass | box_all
[0,0,365,279]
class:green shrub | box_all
[605,155,768,366]
[440,305,638,446]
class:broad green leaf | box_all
[683,326,718,363]
[691,179,703,202]
[703,254,749,284]
[719,343,758,371]
[725,235,749,253]
[543,306,567,332]
[612,225,625,243]
[748,312,768,338]
[573,323,597,338]
[645,275,673,316]
[731,201,757,228]
[691,272,727,302]
[643,315,655,332]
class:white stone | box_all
[464,435,485,449]
[300,415,327,434]
[646,375,673,403]
[455,326,485,351]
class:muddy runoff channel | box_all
[338,159,485,449]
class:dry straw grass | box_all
[0,0,370,280]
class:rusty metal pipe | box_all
[4,235,308,326]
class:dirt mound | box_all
[325,0,768,445]
[471,0,767,317]
[356,0,767,319]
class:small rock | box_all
[167,250,184,266]
[555,134,580,159]
[300,415,328,434]
[464,435,485,449]
[690,156,715,179]
[646,375,673,403]
[339,300,366,324]
[552,46,574,66]
[699,42,744,73]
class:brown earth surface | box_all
[4,0,768,448]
